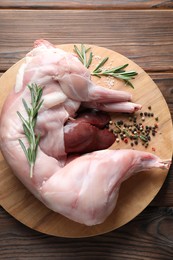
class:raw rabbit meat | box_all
[64,108,116,154]
[0,40,171,226]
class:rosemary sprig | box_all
[17,83,43,178]
[73,44,138,88]
[91,59,138,88]
[74,44,93,68]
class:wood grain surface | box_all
[0,0,173,9]
[0,206,173,259]
[0,10,173,72]
[0,0,173,258]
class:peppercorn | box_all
[124,138,128,143]
[117,120,123,125]
[145,143,149,148]
[114,133,118,138]
[147,136,151,141]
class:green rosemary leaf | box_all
[86,52,93,68]
[22,98,30,115]
[85,46,91,53]
[124,80,135,89]
[28,84,35,105]
[119,71,138,77]
[27,147,32,162]
[102,68,124,74]
[93,57,109,73]
[112,64,129,72]
[35,99,44,114]
[17,111,24,122]
[81,44,86,66]
[114,74,132,80]
[93,74,102,78]
[74,45,83,63]
[81,44,85,57]
[37,88,43,104]
[17,111,30,131]
[23,124,31,142]
[94,68,102,74]
[35,134,40,155]
[19,139,29,162]
[32,117,37,129]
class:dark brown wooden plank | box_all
[152,163,173,206]
[148,74,173,207]
[0,206,173,259]
[0,10,173,71]
[0,0,172,10]
[150,73,173,114]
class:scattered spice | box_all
[109,105,160,149]
[116,138,120,143]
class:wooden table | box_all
[0,1,173,259]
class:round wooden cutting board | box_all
[0,44,172,238]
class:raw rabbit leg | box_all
[55,73,142,113]
[40,149,170,226]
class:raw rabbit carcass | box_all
[0,40,171,226]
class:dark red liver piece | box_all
[64,109,115,154]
